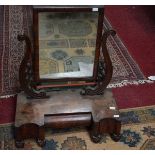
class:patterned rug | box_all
[0,6,33,97]
[0,6,152,98]
[0,105,155,150]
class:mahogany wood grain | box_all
[44,113,92,128]
[14,90,121,148]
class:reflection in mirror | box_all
[39,12,98,79]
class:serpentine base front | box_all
[14,90,121,148]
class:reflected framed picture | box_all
[33,6,104,88]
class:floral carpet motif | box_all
[42,139,58,150]
[60,136,87,150]
[141,126,155,138]
[140,138,155,150]
[1,106,155,150]
[120,129,141,147]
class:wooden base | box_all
[14,90,121,148]
[90,118,121,143]
[15,124,45,148]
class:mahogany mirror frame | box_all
[33,6,104,87]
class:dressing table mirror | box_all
[18,5,116,98]
[15,6,121,148]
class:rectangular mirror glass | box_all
[38,12,99,79]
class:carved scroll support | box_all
[81,30,116,96]
[18,34,48,99]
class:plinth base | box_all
[14,90,121,148]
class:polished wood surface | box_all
[15,90,121,148]
[44,113,91,128]
[15,90,119,127]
